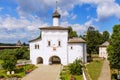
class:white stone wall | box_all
[68,43,87,64]
[30,29,87,65]
[99,47,108,59]
[30,40,44,64]
[30,30,68,65]
[42,30,68,65]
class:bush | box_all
[111,73,117,79]
[15,66,24,73]
[0,74,4,78]
[69,59,83,75]
[60,72,66,80]
[6,74,21,78]
[25,64,37,70]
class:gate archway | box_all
[37,57,43,64]
[49,56,61,64]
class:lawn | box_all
[60,66,83,80]
[86,59,104,80]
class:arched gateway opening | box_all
[49,56,61,64]
[37,57,43,64]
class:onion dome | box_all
[52,10,61,18]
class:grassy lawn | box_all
[60,66,83,80]
[86,59,104,80]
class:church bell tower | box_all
[52,1,61,26]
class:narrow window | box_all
[58,41,61,46]
[38,45,39,49]
[71,46,73,50]
[35,44,37,49]
[35,44,39,49]
[48,41,51,46]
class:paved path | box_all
[98,60,111,80]
[22,64,62,80]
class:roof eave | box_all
[68,41,86,43]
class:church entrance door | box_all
[37,57,43,64]
[49,56,61,64]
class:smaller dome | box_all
[52,10,61,18]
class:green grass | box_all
[60,66,83,80]
[86,60,104,80]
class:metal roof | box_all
[68,37,86,43]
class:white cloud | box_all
[78,0,115,5]
[0,33,26,39]
[15,0,77,18]
[1,0,120,43]
[61,20,93,35]
[15,0,120,22]
[0,15,49,42]
[0,15,49,31]
[97,2,120,21]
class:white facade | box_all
[68,43,87,63]
[53,17,59,26]
[29,10,87,65]
[99,41,109,59]
[99,47,108,59]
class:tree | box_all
[23,42,26,46]
[0,46,29,60]
[68,26,78,38]
[0,49,16,59]
[15,46,29,60]
[86,27,103,56]
[2,54,17,71]
[107,24,120,70]
[102,31,110,42]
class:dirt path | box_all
[22,64,62,80]
[98,60,111,80]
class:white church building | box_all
[29,10,87,65]
[99,41,109,59]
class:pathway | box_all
[22,64,62,80]
[98,60,111,80]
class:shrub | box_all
[69,59,83,75]
[25,64,37,70]
[15,66,24,73]
[0,74,4,78]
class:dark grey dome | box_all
[52,10,61,18]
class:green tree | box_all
[2,54,17,71]
[69,59,82,75]
[68,26,78,38]
[102,31,110,42]
[86,28,102,56]
[0,46,29,60]
[0,49,16,59]
[15,46,29,60]
[107,24,120,70]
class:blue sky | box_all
[0,0,120,43]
